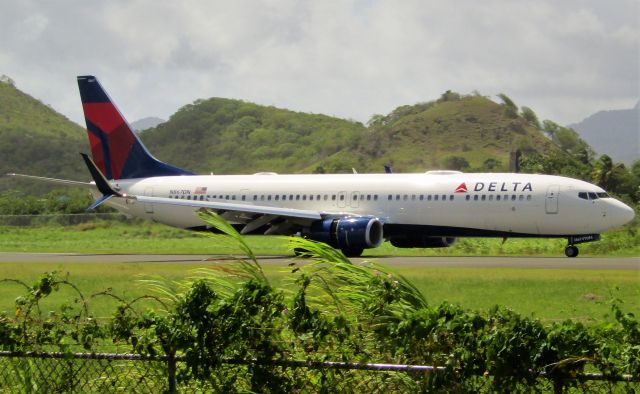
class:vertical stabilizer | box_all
[77,75,192,180]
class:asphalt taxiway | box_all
[0,253,637,270]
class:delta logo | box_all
[455,183,468,193]
[454,181,534,193]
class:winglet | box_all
[81,153,122,211]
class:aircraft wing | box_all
[131,194,325,235]
[5,173,94,188]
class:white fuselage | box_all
[99,172,635,238]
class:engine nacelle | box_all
[390,236,457,248]
[307,217,383,250]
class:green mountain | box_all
[0,81,87,193]
[140,98,366,174]
[1,83,564,194]
[141,93,558,175]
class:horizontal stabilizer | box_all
[80,153,121,197]
[5,173,93,188]
[80,153,122,211]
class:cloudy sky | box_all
[1,0,638,127]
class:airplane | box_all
[8,76,636,258]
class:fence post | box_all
[167,352,176,393]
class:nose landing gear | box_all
[564,245,579,258]
[565,234,600,258]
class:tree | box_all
[497,93,518,119]
[591,155,614,190]
[483,158,502,171]
[443,156,470,171]
[520,106,541,129]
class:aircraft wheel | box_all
[341,248,364,258]
[564,245,579,258]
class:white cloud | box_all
[0,0,637,128]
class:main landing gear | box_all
[565,234,600,258]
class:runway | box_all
[0,253,638,270]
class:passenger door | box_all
[545,185,559,214]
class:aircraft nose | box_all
[611,200,635,227]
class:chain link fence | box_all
[0,351,637,393]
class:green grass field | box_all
[1,220,639,256]
[0,258,637,325]
[0,220,637,325]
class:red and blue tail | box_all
[77,75,192,180]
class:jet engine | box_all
[390,236,457,248]
[307,216,383,250]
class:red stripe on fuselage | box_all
[83,103,136,180]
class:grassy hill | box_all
[306,93,559,173]
[141,93,560,176]
[0,81,87,193]
[0,82,567,190]
[140,98,367,174]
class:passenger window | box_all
[519,195,524,201]
[253,195,257,201]
[411,195,416,201]
[374,195,378,201]
[296,195,300,200]
[473,195,479,201]
[419,195,424,201]
[339,195,344,201]
[496,195,501,201]
[449,195,454,201]
[242,195,246,201]
[511,195,516,201]
[324,195,328,200]
[488,195,493,201]
[302,195,307,201]
[268,195,272,201]
[442,195,446,200]
[427,195,432,201]
[352,195,357,201]
[396,195,400,201]
[434,195,439,201]
[309,195,313,201]
[332,195,336,201]
[466,195,470,201]
[275,195,279,201]
[481,195,486,201]
[367,195,371,201]
[526,195,532,201]
[317,195,321,200]
[388,195,393,201]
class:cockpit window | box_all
[578,192,588,200]
[596,192,610,198]
[588,192,598,200]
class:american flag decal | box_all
[194,186,207,195]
